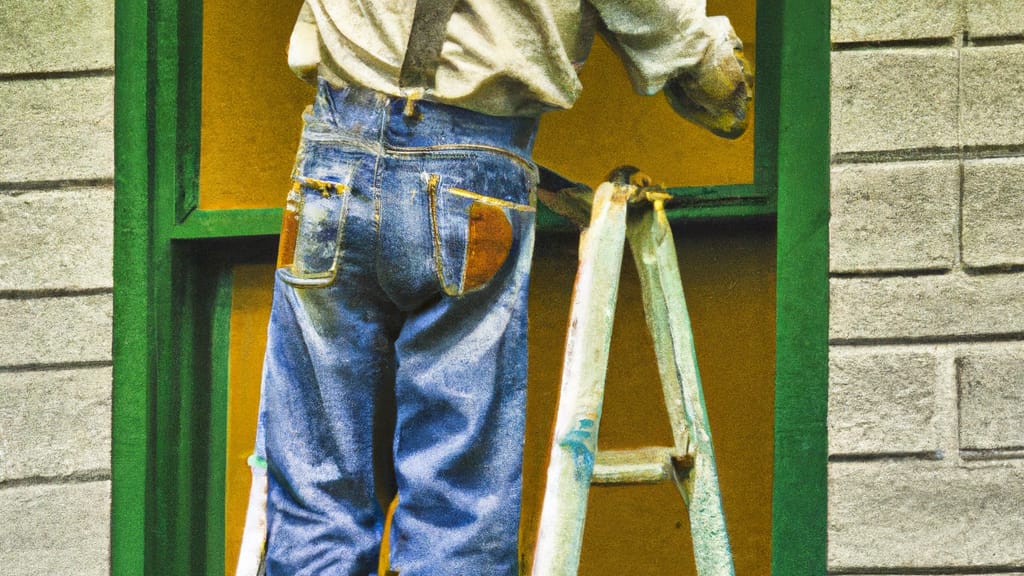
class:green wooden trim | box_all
[111,0,152,573]
[166,246,200,575]
[174,185,770,240]
[754,8,781,213]
[177,0,203,222]
[148,246,238,576]
[172,208,285,239]
[661,183,772,222]
[538,183,771,230]
[769,0,830,573]
[152,0,189,571]
[113,0,227,573]
[204,266,234,575]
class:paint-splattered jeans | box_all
[255,79,539,575]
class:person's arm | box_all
[288,1,320,84]
[663,16,752,139]
[589,0,753,139]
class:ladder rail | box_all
[530,181,632,576]
[627,204,735,575]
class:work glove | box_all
[288,1,320,84]
[664,16,753,139]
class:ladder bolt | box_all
[671,453,696,479]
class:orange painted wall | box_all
[199,0,313,210]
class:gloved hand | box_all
[288,2,320,85]
[664,16,753,139]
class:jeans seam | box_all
[426,173,458,296]
[372,104,388,272]
[386,143,536,172]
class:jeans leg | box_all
[259,236,399,575]
[386,228,535,576]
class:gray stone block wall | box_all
[0,0,114,574]
[830,1,1024,574]
[831,48,960,154]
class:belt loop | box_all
[403,88,424,119]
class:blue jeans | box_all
[255,80,539,575]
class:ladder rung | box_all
[592,447,691,485]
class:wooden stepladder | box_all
[531,170,734,576]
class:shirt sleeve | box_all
[588,0,715,95]
[297,1,315,24]
[288,1,321,82]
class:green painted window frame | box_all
[112,0,828,573]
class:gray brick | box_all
[0,77,114,183]
[963,158,1024,268]
[0,367,111,482]
[962,45,1024,148]
[0,188,113,291]
[829,349,941,455]
[832,0,960,43]
[830,272,1024,341]
[0,295,111,367]
[829,460,1024,569]
[0,482,109,576]
[831,161,958,273]
[966,0,1024,38]
[0,0,114,74]
[831,49,959,154]
[959,345,1024,451]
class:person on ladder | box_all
[237,1,753,574]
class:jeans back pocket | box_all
[427,174,536,296]
[277,176,351,288]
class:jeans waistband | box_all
[314,79,540,164]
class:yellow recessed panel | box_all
[199,0,314,210]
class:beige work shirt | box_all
[296,1,726,117]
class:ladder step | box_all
[592,447,692,485]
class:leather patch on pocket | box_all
[276,183,302,269]
[464,202,512,292]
